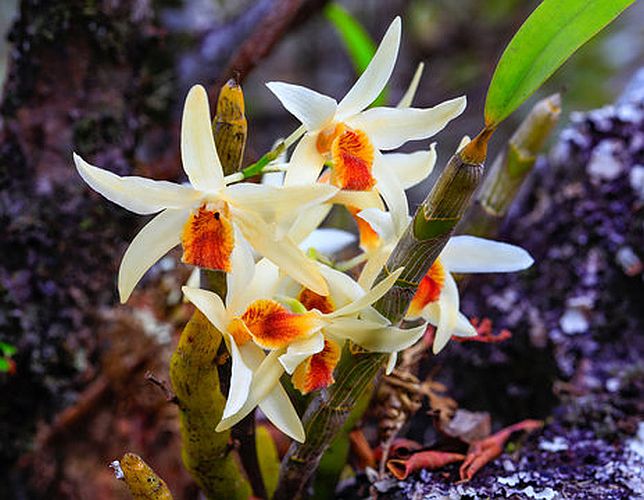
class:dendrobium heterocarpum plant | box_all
[74,16,534,445]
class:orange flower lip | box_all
[227,317,252,345]
[292,338,341,394]
[316,123,376,191]
[331,129,375,191]
[181,201,234,272]
[348,206,381,252]
[298,288,335,314]
[240,299,323,350]
[407,259,446,318]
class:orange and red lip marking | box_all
[407,260,446,318]
[181,201,234,272]
[239,299,322,350]
[292,338,341,394]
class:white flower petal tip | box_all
[336,17,402,119]
[397,62,425,109]
[73,153,199,215]
[457,135,471,152]
[180,285,228,333]
[266,82,337,132]
[181,85,224,192]
[440,236,534,273]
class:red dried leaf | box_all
[348,429,376,469]
[459,419,543,481]
[453,317,512,344]
[387,450,465,480]
[374,438,422,463]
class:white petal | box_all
[420,301,440,326]
[397,62,425,108]
[266,82,337,132]
[356,208,396,242]
[325,318,426,353]
[288,204,333,244]
[279,332,325,374]
[224,183,338,224]
[357,243,394,290]
[330,189,385,211]
[233,209,329,296]
[222,337,254,418]
[259,389,305,442]
[360,306,390,325]
[373,153,408,235]
[299,228,356,255]
[216,349,285,432]
[181,85,225,191]
[329,267,403,318]
[385,352,398,375]
[284,133,326,186]
[347,96,467,150]
[181,286,229,334]
[74,153,200,215]
[185,267,201,289]
[440,236,534,273]
[382,144,437,189]
[318,264,365,307]
[433,273,460,354]
[229,343,305,442]
[454,312,478,338]
[336,17,401,119]
[261,171,285,186]
[225,226,255,312]
[118,209,188,302]
[232,259,281,316]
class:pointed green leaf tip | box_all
[485,0,635,127]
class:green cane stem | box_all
[460,94,561,237]
[273,129,490,499]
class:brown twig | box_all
[144,371,179,406]
[217,0,330,90]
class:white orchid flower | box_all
[357,208,534,354]
[182,244,307,442]
[266,17,465,234]
[74,85,338,303]
[185,257,425,441]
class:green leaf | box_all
[0,342,16,357]
[324,3,388,106]
[0,358,9,372]
[485,0,635,126]
[256,426,280,499]
[324,3,376,73]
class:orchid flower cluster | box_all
[73,18,533,442]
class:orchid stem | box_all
[274,129,490,499]
[238,125,306,180]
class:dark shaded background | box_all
[0,1,641,498]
